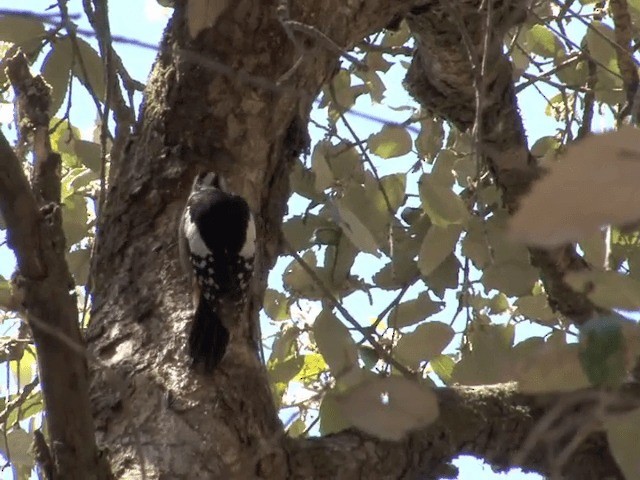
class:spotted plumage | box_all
[179,172,255,372]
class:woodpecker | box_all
[179,172,256,372]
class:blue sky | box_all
[0,1,607,478]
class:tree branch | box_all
[2,51,108,480]
[404,0,600,324]
[285,383,629,479]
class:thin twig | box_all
[283,240,414,378]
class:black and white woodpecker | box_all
[179,172,256,372]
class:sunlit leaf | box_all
[268,355,304,384]
[523,24,563,58]
[368,125,412,159]
[294,353,328,383]
[263,288,290,321]
[0,16,45,44]
[419,174,469,227]
[430,354,455,385]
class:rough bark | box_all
[85,0,624,479]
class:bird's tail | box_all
[188,295,229,372]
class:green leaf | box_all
[518,341,590,393]
[379,174,406,213]
[395,321,455,368]
[66,248,91,286]
[319,392,350,435]
[269,327,299,363]
[358,346,379,369]
[0,277,13,311]
[323,69,357,113]
[373,261,420,290]
[565,271,640,311]
[585,21,624,105]
[514,295,557,325]
[41,39,72,117]
[268,355,304,384]
[489,293,509,314]
[72,38,106,101]
[605,407,640,480]
[283,214,331,252]
[287,418,307,438]
[61,194,89,246]
[524,24,563,58]
[313,309,358,376]
[0,428,33,469]
[323,236,358,295]
[0,16,45,44]
[283,251,329,299]
[415,117,444,161]
[461,217,491,268]
[481,261,538,297]
[74,140,102,173]
[555,54,588,88]
[452,323,515,385]
[294,353,328,384]
[382,21,411,47]
[335,200,380,255]
[530,135,561,161]
[263,289,290,321]
[355,69,386,103]
[419,174,469,227]
[311,141,334,191]
[10,351,35,386]
[418,224,462,276]
[430,354,455,385]
[389,292,442,329]
[579,316,626,387]
[423,254,460,298]
[290,159,324,203]
[368,125,412,159]
[336,376,439,441]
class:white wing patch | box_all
[239,213,256,258]
[183,207,210,258]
